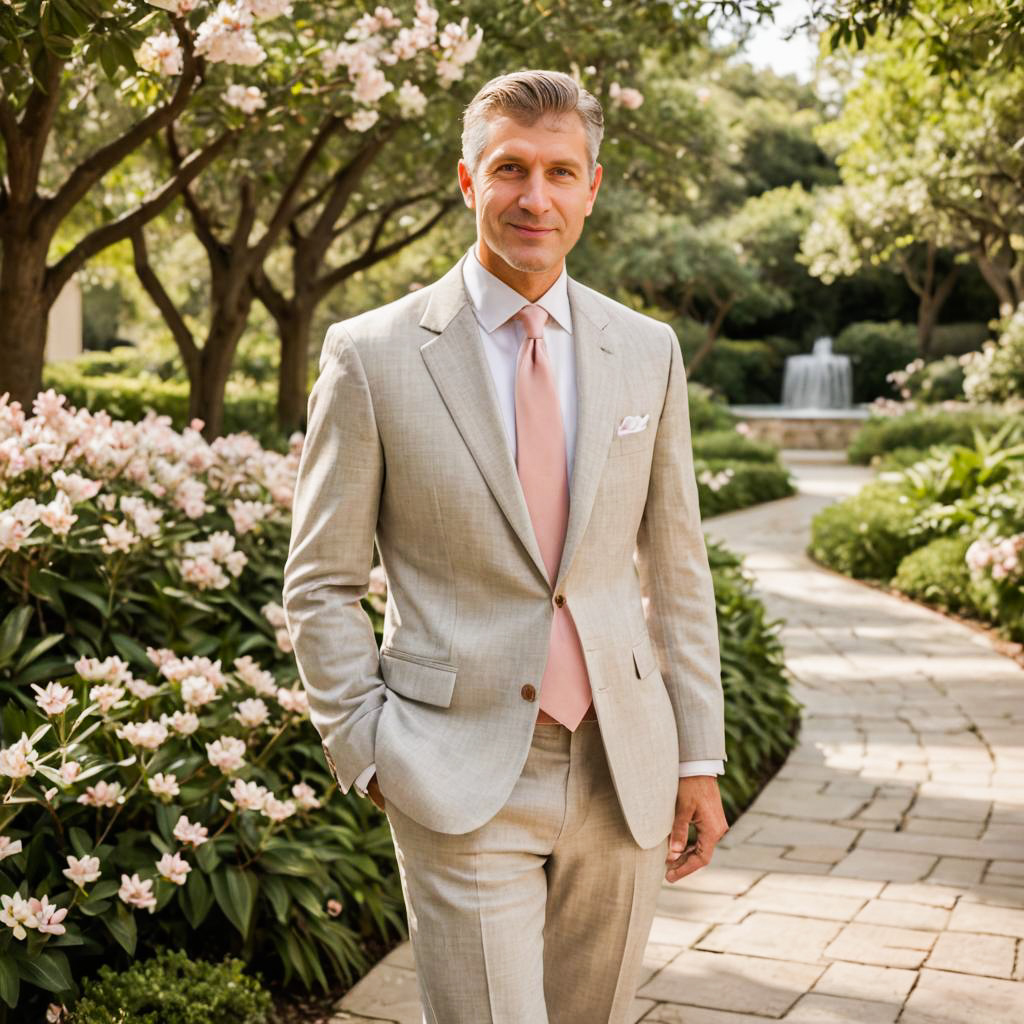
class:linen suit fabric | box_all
[282,247,726,851]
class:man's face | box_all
[457,110,602,288]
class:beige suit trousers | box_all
[383,719,668,1023]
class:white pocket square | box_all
[617,413,650,436]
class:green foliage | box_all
[963,303,1024,403]
[890,355,966,403]
[697,339,794,405]
[892,536,978,615]
[808,481,919,580]
[697,460,795,518]
[708,541,800,823]
[847,408,1020,465]
[67,949,271,1024]
[833,321,919,402]
[687,382,736,434]
[692,430,780,464]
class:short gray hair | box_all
[462,70,604,183]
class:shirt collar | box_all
[462,242,573,335]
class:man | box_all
[283,69,728,1024]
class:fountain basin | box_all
[726,404,871,450]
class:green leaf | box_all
[0,605,32,667]
[103,905,137,956]
[181,868,214,929]
[262,874,291,925]
[212,865,259,938]
[17,949,73,994]
[0,956,19,1009]
[14,632,65,674]
[110,631,152,669]
[195,839,221,873]
[59,579,109,616]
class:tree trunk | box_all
[686,299,733,377]
[276,303,315,434]
[0,233,53,408]
[186,316,249,440]
[915,265,960,358]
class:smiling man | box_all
[283,70,728,1023]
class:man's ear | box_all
[585,163,603,216]
[457,159,475,209]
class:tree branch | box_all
[47,128,236,301]
[40,20,201,237]
[130,226,201,378]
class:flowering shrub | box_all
[963,303,1024,404]
[885,354,965,404]
[0,391,401,1018]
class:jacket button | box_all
[520,684,536,702]
[553,594,565,607]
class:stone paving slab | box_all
[330,453,1024,1023]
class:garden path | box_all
[332,450,1024,1024]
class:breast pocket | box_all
[379,647,457,708]
[610,425,653,458]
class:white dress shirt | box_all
[353,244,723,795]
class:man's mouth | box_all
[511,224,554,236]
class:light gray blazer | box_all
[282,249,725,849]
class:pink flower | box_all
[234,697,269,728]
[46,1004,66,1023]
[173,814,209,847]
[63,854,102,887]
[276,686,309,716]
[292,782,321,810]
[118,873,157,913]
[32,680,76,715]
[60,760,81,784]
[116,719,168,749]
[77,780,124,808]
[28,895,68,935]
[0,735,38,778]
[206,736,247,774]
[231,778,269,811]
[89,683,126,713]
[0,836,22,862]
[326,898,343,917]
[147,772,180,799]
[261,795,297,822]
[156,851,191,886]
[1,893,38,939]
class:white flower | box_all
[99,520,140,554]
[230,778,269,811]
[116,719,168,749]
[261,601,287,628]
[39,490,77,535]
[76,654,130,684]
[609,81,644,110]
[234,697,269,728]
[77,780,125,808]
[63,854,102,887]
[261,795,296,822]
[137,31,184,75]
[206,736,247,774]
[292,782,320,810]
[181,674,218,708]
[275,627,293,653]
[346,108,380,133]
[163,709,200,735]
[396,79,427,118]
[276,686,309,715]
[0,735,38,779]
[223,83,266,114]
[32,680,76,716]
[233,656,277,695]
[156,851,191,886]
[60,761,81,784]
[0,836,23,862]
[89,683,125,713]
[46,1004,66,1023]
[118,873,157,913]
[173,814,209,846]
[147,772,180,799]
[0,893,38,940]
[124,675,160,700]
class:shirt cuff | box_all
[678,759,725,777]
[354,762,376,796]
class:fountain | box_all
[782,336,852,410]
[727,334,868,449]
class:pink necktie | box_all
[513,304,595,730]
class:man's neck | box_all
[475,240,563,302]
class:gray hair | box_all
[461,70,604,184]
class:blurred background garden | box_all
[1,0,1022,1021]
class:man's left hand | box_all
[664,776,728,883]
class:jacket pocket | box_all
[379,647,457,707]
[631,634,659,680]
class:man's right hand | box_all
[366,773,386,811]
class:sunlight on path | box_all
[332,450,1024,1024]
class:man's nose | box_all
[518,169,552,213]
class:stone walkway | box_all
[333,451,1024,1024]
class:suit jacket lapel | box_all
[419,255,550,584]
[554,279,617,594]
